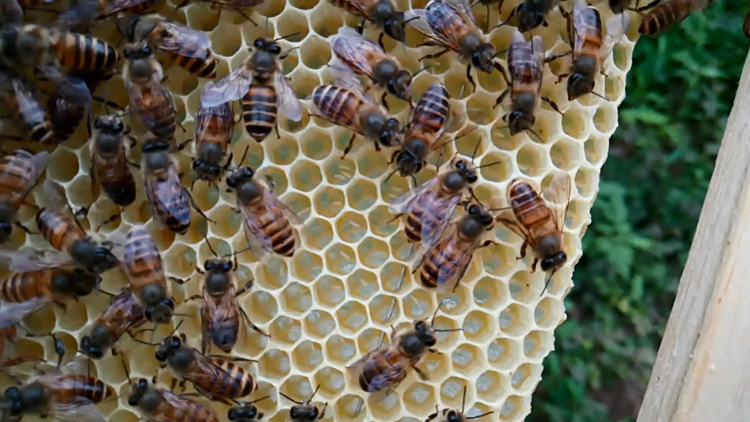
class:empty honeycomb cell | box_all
[163,243,196,279]
[511,363,541,394]
[605,76,625,102]
[324,334,357,366]
[269,314,303,346]
[67,174,95,208]
[594,103,617,134]
[300,35,332,70]
[562,108,589,139]
[488,337,523,371]
[336,212,368,243]
[289,0,316,9]
[244,290,278,324]
[335,300,369,335]
[402,289,434,320]
[207,205,242,239]
[516,144,547,178]
[439,377,469,408]
[314,186,347,219]
[380,262,412,293]
[473,276,510,311]
[299,127,333,160]
[325,243,356,275]
[480,242,516,277]
[380,176,410,204]
[275,8,309,41]
[367,392,402,421]
[280,374,313,402]
[367,205,399,238]
[566,198,586,230]
[47,148,79,183]
[302,217,334,250]
[288,68,321,101]
[280,282,313,315]
[292,340,324,372]
[268,136,300,165]
[535,297,563,329]
[357,237,389,269]
[477,369,507,403]
[477,151,513,183]
[168,71,199,97]
[210,25,242,57]
[451,344,485,377]
[324,156,357,186]
[437,289,472,317]
[282,191,312,220]
[291,250,324,282]
[584,134,609,167]
[260,166,290,195]
[613,44,630,72]
[108,409,138,422]
[420,48,453,76]
[550,138,583,171]
[186,3,219,31]
[356,151,389,179]
[499,303,534,337]
[346,269,379,301]
[310,3,344,37]
[255,0,285,17]
[463,310,498,343]
[367,294,400,327]
[259,348,291,379]
[313,274,346,308]
[575,165,598,197]
[190,182,219,216]
[303,309,336,339]
[335,394,366,422]
[509,271,535,303]
[314,366,346,400]
[23,305,55,334]
[524,330,553,361]
[404,382,437,416]
[54,299,88,332]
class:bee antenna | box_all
[383,167,399,184]
[103,85,110,115]
[275,32,300,42]
[433,328,463,333]
[279,391,304,405]
[309,384,321,401]
[591,91,610,101]
[121,355,132,385]
[237,145,250,167]
[204,235,218,257]
[431,298,446,326]
[470,136,482,164]
[172,313,196,318]
[476,161,502,169]
[541,270,556,296]
[404,15,421,24]
[461,385,467,414]
[131,338,159,346]
[528,128,545,143]
[169,319,184,337]
[467,411,495,420]
[249,395,271,404]
[412,64,432,77]
[149,323,159,344]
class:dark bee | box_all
[123,226,174,323]
[190,86,235,185]
[426,386,493,422]
[328,0,406,45]
[227,397,269,422]
[38,66,91,143]
[279,385,327,421]
[0,70,54,143]
[80,289,147,359]
[90,114,137,207]
[127,378,221,422]
[499,0,559,33]
[638,0,713,35]
[0,149,48,243]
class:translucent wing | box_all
[129,71,176,134]
[423,0,472,50]
[405,8,448,47]
[200,65,253,107]
[7,150,50,205]
[196,83,234,142]
[433,226,479,292]
[602,13,629,58]
[40,67,92,107]
[331,69,375,106]
[47,402,106,422]
[0,249,73,272]
[444,0,477,26]
[0,297,49,329]
[263,186,302,225]
[11,77,46,130]
[348,346,408,392]
[572,0,592,52]
[274,71,303,121]
[143,162,188,230]
[531,35,545,59]
[39,179,73,212]
[153,20,212,58]
[185,352,244,392]
[160,389,218,422]
[102,0,152,15]
[421,194,461,249]
[330,25,383,78]
[389,176,441,214]
[543,172,571,233]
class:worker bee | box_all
[427,385,494,421]
[279,385,327,421]
[123,226,174,324]
[190,85,236,185]
[329,24,414,107]
[121,14,217,79]
[123,41,177,140]
[226,167,300,259]
[498,173,570,292]
[0,70,54,143]
[37,66,92,143]
[498,0,559,33]
[227,397,269,422]
[310,73,401,157]
[328,0,407,45]
[90,113,137,207]
[406,0,501,91]
[0,298,66,366]
[494,29,561,140]
[0,265,97,307]
[638,0,713,35]
[201,36,302,142]
[80,289,147,359]
[127,378,221,422]
[0,357,115,422]
[0,149,48,243]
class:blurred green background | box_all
[529,2,748,421]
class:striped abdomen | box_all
[48,95,86,142]
[638,0,700,35]
[151,391,221,422]
[205,290,240,353]
[188,357,256,399]
[138,87,176,140]
[405,190,444,243]
[0,269,62,302]
[54,32,118,71]
[123,228,167,302]
[0,150,41,207]
[244,195,295,257]
[93,290,146,345]
[508,180,552,231]
[166,50,216,78]
[358,347,409,392]
[35,208,86,252]
[46,375,115,404]
[5,87,53,143]
[412,84,449,135]
[312,85,359,128]
[147,170,191,234]
[94,145,136,207]
[508,45,542,99]
[572,8,603,62]
[419,231,469,289]
[241,83,276,142]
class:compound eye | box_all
[254,38,264,48]
[221,261,232,271]
[114,121,124,132]
[468,204,480,214]
[204,261,214,271]
[415,320,425,331]
[269,44,281,54]
[143,46,153,55]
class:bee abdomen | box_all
[414,84,450,132]
[260,215,295,257]
[328,0,362,14]
[509,181,549,227]
[145,103,176,140]
[0,272,44,302]
[55,33,118,71]
[312,85,357,126]
[54,375,114,404]
[639,1,684,34]
[124,229,164,276]
[205,360,256,398]
[405,212,424,243]
[420,244,454,288]
[167,51,216,79]
[49,98,86,142]
[11,95,53,143]
[35,209,83,252]
[242,85,277,142]
[0,151,37,195]
[101,177,137,207]
[208,318,240,352]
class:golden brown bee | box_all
[201,36,302,143]
[38,66,92,143]
[0,357,115,422]
[123,41,177,140]
[328,0,407,44]
[498,173,570,290]
[426,386,493,422]
[0,71,54,143]
[0,149,48,243]
[0,266,97,306]
[79,289,146,359]
[123,226,174,324]
[226,166,300,259]
[127,378,221,422]
[121,14,217,79]
[498,0,559,33]
[279,386,327,422]
[0,325,41,368]
[638,0,713,35]
[329,25,413,106]
[155,334,257,403]
[190,86,235,185]
[90,114,137,207]
[417,202,497,291]
[406,0,501,91]
[310,74,401,157]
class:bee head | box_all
[128,379,161,412]
[508,109,535,136]
[383,11,406,42]
[379,118,401,147]
[89,245,119,274]
[204,259,232,295]
[72,270,98,297]
[567,72,595,100]
[387,69,412,101]
[447,410,464,422]
[290,405,319,421]
[3,386,22,416]
[193,160,222,181]
[538,235,566,271]
[229,404,261,421]
[454,159,478,184]
[460,204,493,237]
[155,335,182,362]
[541,252,567,272]
[471,43,497,74]
[516,4,544,32]
[144,298,174,324]
[414,320,437,347]
[251,37,280,75]
[17,384,45,413]
[396,139,427,176]
[226,167,255,188]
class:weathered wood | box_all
[638,50,750,422]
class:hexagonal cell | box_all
[346,269,378,301]
[388,232,415,263]
[280,375,315,405]
[432,316,462,350]
[346,179,378,211]
[289,68,321,100]
[550,138,583,171]
[524,330,553,361]
[336,211,368,244]
[243,290,278,325]
[498,303,534,337]
[207,205,242,239]
[282,191,312,221]
[299,127,333,160]
[436,290,471,317]
[463,310,498,343]
[47,148,79,183]
[404,382,437,416]
[488,337,522,371]
[367,391,402,421]
[292,340,323,373]
[54,297,88,332]
[402,289,433,320]
[313,186,346,219]
[584,135,608,166]
[380,262,412,293]
[324,243,356,275]
[477,369,508,404]
[574,165,597,198]
[300,35,332,69]
[451,343,484,377]
[334,394,366,422]
[163,243,195,279]
[313,274,345,309]
[354,327,387,355]
[335,300,369,335]
[279,281,312,316]
[268,315,302,347]
[367,205,399,238]
[324,334,357,366]
[289,160,323,192]
[357,149,389,179]
[303,309,336,339]
[466,92,500,125]
[367,294,400,327]
[473,276,509,311]
[291,250,324,282]
[511,362,541,394]
[593,103,617,134]
[186,3,219,31]
[9,337,44,364]
[535,297,563,329]
[313,366,346,398]
[422,349,452,383]
[561,107,588,139]
[256,257,289,290]
[605,76,624,101]
[516,144,547,178]
[23,305,55,335]
[258,348,291,380]
[323,156,356,186]
[300,217,333,251]
[508,271,535,302]
[267,135,300,165]
[380,173,411,204]
[356,236,389,269]
[275,8,309,42]
[480,242,516,277]
[478,151,513,183]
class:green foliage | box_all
[529,2,748,421]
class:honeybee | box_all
[279,385,327,421]
[190,86,235,185]
[0,149,49,243]
[59,0,160,27]
[226,167,300,259]
[427,386,493,422]
[494,29,561,140]
[310,74,401,157]
[0,70,54,143]
[227,397,268,422]
[498,0,559,32]
[121,14,216,79]
[123,227,174,324]
[406,0,501,91]
[328,0,407,45]
[127,378,221,422]
[80,289,147,359]
[638,0,713,35]
[416,202,497,291]
[0,357,115,422]
[123,41,177,140]
[0,266,97,306]
[201,36,302,142]
[90,113,137,207]
[0,297,64,367]
[329,25,413,107]
[38,66,92,143]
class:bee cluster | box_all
[0,0,709,421]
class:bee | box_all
[80,289,147,359]
[227,397,269,422]
[494,29,561,140]
[174,0,263,23]
[638,0,713,35]
[329,25,414,108]
[201,36,302,143]
[123,227,174,324]
[310,74,401,157]
[0,325,40,368]
[0,149,49,243]
[0,266,97,306]
[0,71,54,143]
[0,297,66,366]
[190,85,235,185]
[426,386,493,422]
[123,41,177,140]
[416,202,497,291]
[127,378,221,422]
[498,173,570,291]
[406,0,501,91]
[122,14,217,79]
[155,334,257,403]
[279,385,327,421]
[90,113,137,207]
[327,0,407,45]
[0,357,115,422]
[226,166,300,259]
[59,0,160,27]
[38,66,92,143]
[498,0,559,33]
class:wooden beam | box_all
[637,49,750,422]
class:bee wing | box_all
[434,229,479,292]
[264,186,303,225]
[602,13,629,58]
[273,71,303,122]
[543,172,571,233]
[331,70,376,106]
[572,0,591,51]
[0,249,73,272]
[0,297,49,329]
[238,204,273,259]
[24,150,50,197]
[388,176,441,214]
[196,82,235,141]
[421,194,461,249]
[200,65,253,108]
[160,390,217,422]
[102,0,150,16]
[11,77,46,129]
[347,346,408,392]
[39,179,72,211]
[45,402,106,422]
[330,26,383,78]
[144,163,186,230]
[187,351,246,392]
[405,8,449,48]
[153,20,212,58]
[444,0,477,26]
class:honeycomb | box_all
[0,0,639,421]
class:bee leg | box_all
[74,206,89,221]
[357,18,366,35]
[378,32,386,50]
[413,366,429,381]
[240,307,270,337]
[184,294,202,302]
[634,0,660,11]
[184,188,216,224]
[545,50,571,64]
[531,258,539,272]
[419,48,449,62]
[493,89,509,109]
[541,96,564,115]
[386,213,403,224]
[481,240,499,248]
[518,240,528,259]
[14,222,37,235]
[556,73,570,84]
[374,142,382,152]
[177,138,192,151]
[169,276,189,284]
[53,300,67,313]
[95,212,121,232]
[341,133,356,159]
[465,65,476,94]
[318,402,328,419]
[169,377,179,392]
